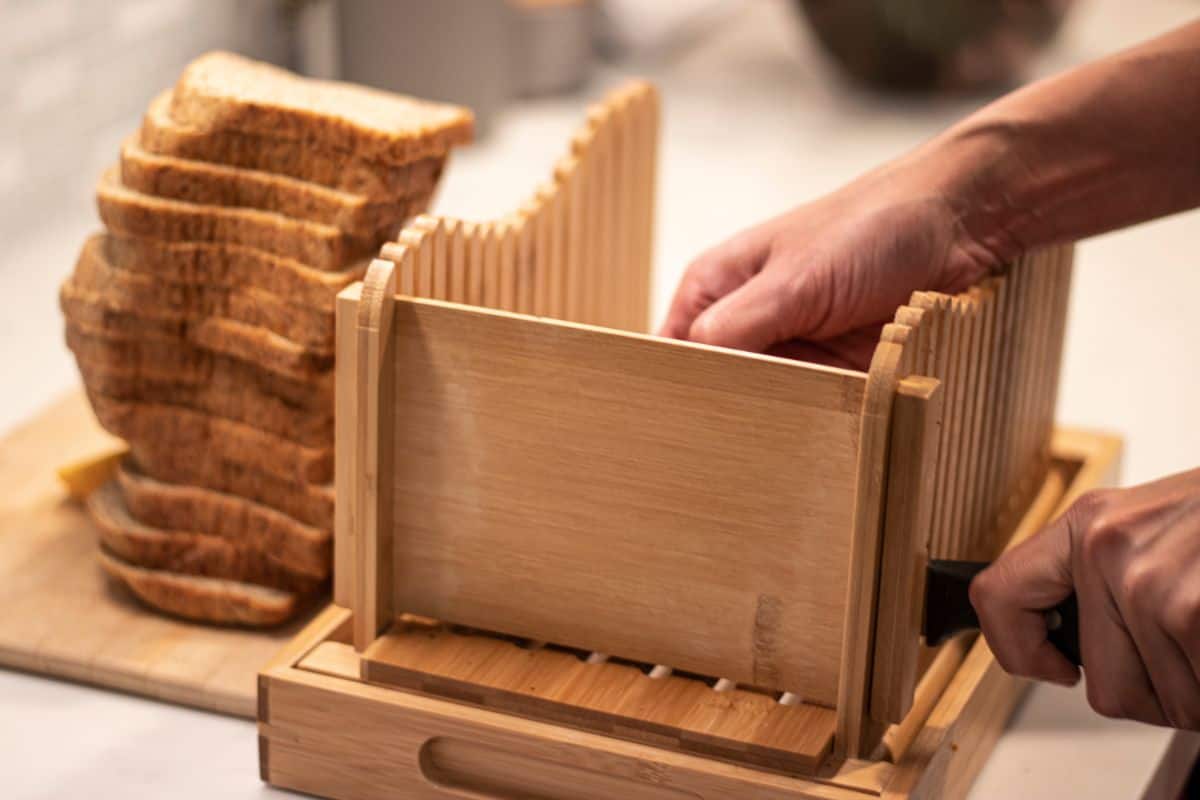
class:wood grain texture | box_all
[361,618,836,774]
[870,376,942,724]
[259,430,1121,800]
[836,328,904,756]
[0,392,317,718]
[333,283,361,608]
[383,298,866,702]
[352,260,396,650]
[369,81,658,335]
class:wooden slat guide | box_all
[360,616,836,774]
[382,297,867,705]
[369,80,660,336]
[0,392,316,718]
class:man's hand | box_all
[971,470,1200,729]
[658,153,1002,370]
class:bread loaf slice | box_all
[61,280,334,379]
[97,167,377,271]
[98,548,299,627]
[141,92,446,198]
[64,324,330,411]
[73,236,334,350]
[171,52,474,165]
[70,336,332,447]
[126,447,333,531]
[89,480,323,594]
[86,393,333,486]
[120,138,431,236]
[102,232,364,309]
[117,462,330,580]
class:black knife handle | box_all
[923,559,1082,667]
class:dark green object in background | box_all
[797,0,1073,91]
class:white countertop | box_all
[2,0,1196,796]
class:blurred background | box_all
[0,0,1197,488]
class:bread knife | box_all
[922,559,1082,666]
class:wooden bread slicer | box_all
[257,81,1122,799]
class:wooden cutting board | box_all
[0,390,322,717]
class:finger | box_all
[687,268,794,352]
[1072,517,1166,725]
[1076,568,1166,725]
[767,326,883,371]
[1115,508,1200,728]
[970,512,1080,685]
[658,230,770,340]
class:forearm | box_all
[919,20,1200,261]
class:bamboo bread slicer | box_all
[258,80,1121,799]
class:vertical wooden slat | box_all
[871,375,943,724]
[482,222,501,310]
[333,283,362,609]
[353,259,396,651]
[498,217,517,312]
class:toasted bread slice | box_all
[117,461,330,580]
[120,137,432,236]
[89,480,323,594]
[171,52,473,164]
[97,548,300,627]
[61,280,333,379]
[70,333,332,447]
[141,91,447,198]
[72,236,334,350]
[97,167,377,271]
[102,231,364,309]
[85,393,333,486]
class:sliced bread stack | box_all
[61,51,473,626]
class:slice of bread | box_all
[120,137,432,236]
[89,480,323,594]
[85,392,333,486]
[125,447,334,531]
[61,280,334,379]
[141,92,446,198]
[70,335,332,447]
[101,232,364,309]
[98,548,299,627]
[73,236,334,350]
[170,52,474,164]
[97,167,377,271]
[64,324,331,411]
[117,461,330,580]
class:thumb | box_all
[687,269,798,352]
[970,512,1081,686]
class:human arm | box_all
[659,20,1200,369]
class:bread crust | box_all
[98,547,300,627]
[121,137,430,236]
[141,91,447,198]
[117,462,330,580]
[170,52,474,165]
[90,480,324,594]
[73,236,335,349]
[98,167,377,271]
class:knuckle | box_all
[1078,513,1126,565]
[1120,560,1162,610]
